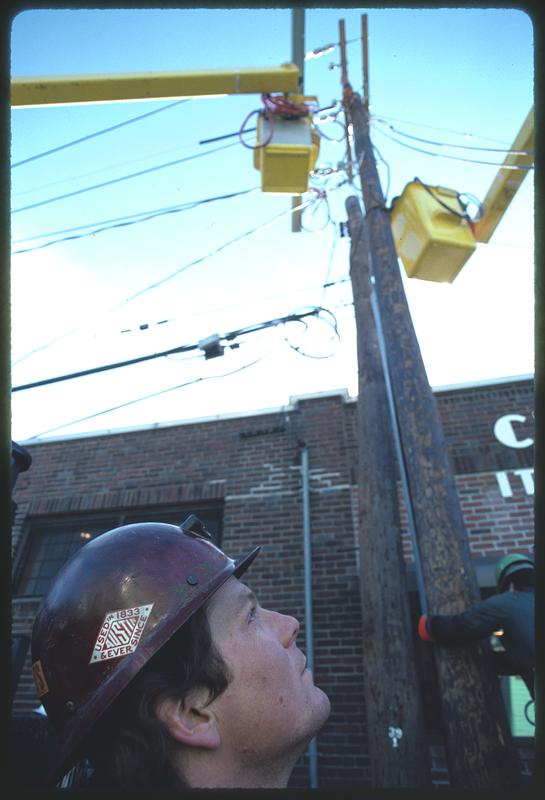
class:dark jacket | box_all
[427,587,535,697]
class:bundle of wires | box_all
[239,93,314,150]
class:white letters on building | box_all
[495,468,534,498]
[493,414,533,449]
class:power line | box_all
[199,103,343,147]
[283,305,341,360]
[12,98,190,167]
[11,187,260,255]
[13,201,202,244]
[199,127,256,146]
[118,275,351,337]
[12,194,319,366]
[12,188,258,244]
[12,308,322,392]
[319,225,341,307]
[372,116,534,155]
[12,140,213,200]
[370,112,516,147]
[114,195,318,306]
[373,124,534,170]
[27,356,267,440]
[12,140,240,214]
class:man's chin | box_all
[312,687,332,729]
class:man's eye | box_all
[248,606,258,623]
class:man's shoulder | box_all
[483,588,534,610]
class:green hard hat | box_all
[495,553,534,589]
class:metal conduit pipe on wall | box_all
[300,445,319,788]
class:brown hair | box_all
[79,604,231,789]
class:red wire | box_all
[238,94,310,151]
[261,93,309,118]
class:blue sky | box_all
[10,7,534,441]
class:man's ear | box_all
[153,690,221,750]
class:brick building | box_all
[10,374,534,787]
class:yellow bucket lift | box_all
[253,95,320,194]
[390,180,476,283]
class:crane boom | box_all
[473,106,534,243]
[11,63,300,107]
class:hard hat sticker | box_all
[90,603,154,664]
[32,659,49,697]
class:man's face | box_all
[206,576,331,766]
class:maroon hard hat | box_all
[30,517,260,785]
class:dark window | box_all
[14,505,223,598]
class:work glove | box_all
[418,613,434,642]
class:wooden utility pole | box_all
[347,84,522,788]
[347,195,430,787]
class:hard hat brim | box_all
[234,545,261,577]
[499,562,533,587]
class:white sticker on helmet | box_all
[90,603,154,664]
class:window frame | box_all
[12,503,223,599]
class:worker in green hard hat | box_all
[418,553,535,698]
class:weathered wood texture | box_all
[347,195,431,787]
[348,91,522,789]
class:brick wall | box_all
[11,377,534,787]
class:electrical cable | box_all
[370,112,516,147]
[373,124,534,170]
[238,107,272,151]
[13,202,199,244]
[12,138,223,200]
[12,140,240,214]
[12,193,320,366]
[311,118,346,143]
[200,127,256,145]
[372,116,534,155]
[409,176,478,226]
[13,188,258,244]
[238,93,312,152]
[26,355,268,440]
[12,187,260,255]
[200,103,339,146]
[371,142,391,201]
[12,99,190,168]
[117,274,352,338]
[13,341,200,392]
[262,93,313,117]
[283,305,341,360]
[301,189,332,233]
[319,225,341,307]
[12,308,321,392]
[118,195,318,306]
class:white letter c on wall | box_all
[493,414,533,449]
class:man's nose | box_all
[278,612,300,648]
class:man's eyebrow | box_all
[236,588,258,612]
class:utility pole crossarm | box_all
[11,63,300,107]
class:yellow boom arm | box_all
[11,63,300,107]
[473,106,534,243]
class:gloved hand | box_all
[418,613,434,642]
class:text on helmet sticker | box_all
[90,603,154,664]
